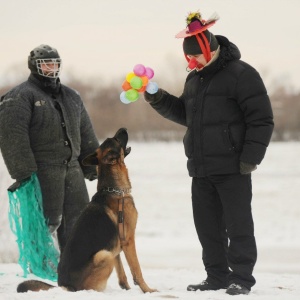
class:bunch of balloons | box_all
[120,64,158,104]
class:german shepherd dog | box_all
[17,128,156,293]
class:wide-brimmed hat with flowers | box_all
[176,11,219,38]
[175,11,219,69]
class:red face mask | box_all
[185,55,204,72]
[188,58,198,70]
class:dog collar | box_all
[100,187,131,195]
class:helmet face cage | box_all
[36,58,62,78]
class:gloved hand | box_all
[144,88,163,104]
[240,161,257,175]
[7,176,31,192]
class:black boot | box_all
[187,280,227,291]
[226,283,250,295]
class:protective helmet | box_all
[28,44,62,78]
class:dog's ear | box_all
[114,128,128,149]
[125,147,131,157]
[82,152,99,166]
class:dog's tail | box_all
[17,280,55,293]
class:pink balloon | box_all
[145,67,154,79]
[133,64,146,76]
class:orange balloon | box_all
[141,75,149,86]
[137,86,147,92]
[122,80,131,91]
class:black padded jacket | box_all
[147,36,274,177]
[0,74,99,181]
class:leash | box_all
[101,187,131,243]
[118,192,126,242]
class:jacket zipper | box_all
[193,76,205,177]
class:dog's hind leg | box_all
[82,250,114,291]
[114,254,131,290]
[122,240,157,293]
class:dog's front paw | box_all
[139,283,158,293]
[119,282,131,290]
[146,287,158,293]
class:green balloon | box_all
[125,89,139,102]
[130,76,143,89]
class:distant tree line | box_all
[1,73,299,142]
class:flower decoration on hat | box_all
[186,11,202,23]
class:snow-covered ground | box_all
[0,141,300,299]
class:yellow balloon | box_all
[126,72,135,83]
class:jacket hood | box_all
[215,35,241,66]
[186,35,241,79]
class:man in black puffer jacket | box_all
[144,12,274,296]
[0,45,99,252]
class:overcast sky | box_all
[1,0,299,90]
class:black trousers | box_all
[37,162,90,252]
[192,173,257,290]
